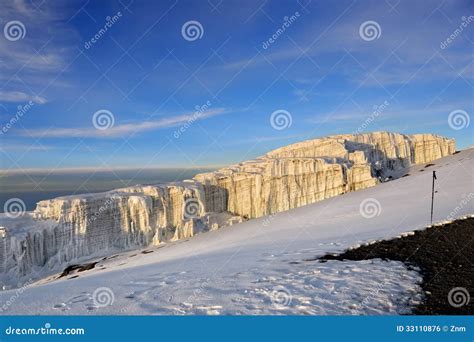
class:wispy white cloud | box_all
[307,112,367,124]
[221,133,304,147]
[0,91,47,104]
[0,143,54,152]
[222,1,472,89]
[21,108,229,138]
[0,0,78,94]
[306,100,473,124]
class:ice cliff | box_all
[0,132,455,283]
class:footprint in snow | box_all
[53,303,69,311]
[69,293,91,303]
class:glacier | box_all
[0,144,471,315]
[0,132,456,285]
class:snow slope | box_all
[0,149,472,315]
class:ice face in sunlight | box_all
[0,132,455,284]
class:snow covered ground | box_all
[0,149,472,315]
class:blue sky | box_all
[0,0,473,170]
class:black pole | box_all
[430,170,436,224]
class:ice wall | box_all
[195,132,455,218]
[0,132,455,282]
